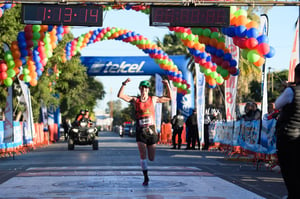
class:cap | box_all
[139,80,151,88]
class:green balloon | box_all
[7,60,15,69]
[4,77,13,86]
[187,34,195,41]
[247,50,260,63]
[220,69,229,77]
[7,68,16,78]
[33,39,38,47]
[204,68,212,76]
[203,28,211,37]
[23,75,31,83]
[180,32,188,40]
[23,68,30,75]
[210,32,219,39]
[216,75,224,84]
[210,71,218,79]
[4,52,13,61]
[32,25,41,32]
[33,32,40,40]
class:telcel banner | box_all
[80,55,189,76]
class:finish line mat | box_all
[0,166,265,199]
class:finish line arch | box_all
[63,27,191,95]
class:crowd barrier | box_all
[208,118,278,170]
[0,121,58,158]
[159,122,187,145]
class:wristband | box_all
[122,82,126,86]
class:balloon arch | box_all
[0,3,275,95]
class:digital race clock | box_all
[21,4,103,26]
[150,6,230,27]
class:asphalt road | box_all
[0,131,287,199]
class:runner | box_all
[117,78,172,186]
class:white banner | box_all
[225,36,239,121]
[19,79,35,142]
[260,14,269,117]
[288,18,299,82]
[170,81,177,118]
[155,74,163,133]
[195,64,205,146]
[4,86,13,143]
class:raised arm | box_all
[156,79,172,103]
[117,78,136,103]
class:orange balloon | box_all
[14,59,23,67]
[186,41,195,48]
[28,64,36,71]
[30,78,38,86]
[40,25,48,32]
[230,16,237,26]
[246,21,259,29]
[14,67,20,75]
[217,42,226,50]
[10,41,19,51]
[12,51,21,59]
[193,42,202,50]
[209,38,218,47]
[30,71,38,79]
[236,15,248,26]
[253,56,265,67]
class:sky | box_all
[70,6,299,113]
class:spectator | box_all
[275,63,300,199]
[171,110,185,149]
[186,109,200,150]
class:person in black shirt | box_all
[171,110,185,149]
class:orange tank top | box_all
[135,96,155,127]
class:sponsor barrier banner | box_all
[211,119,277,154]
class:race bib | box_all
[139,117,153,127]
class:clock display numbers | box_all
[22,4,103,26]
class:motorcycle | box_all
[68,118,98,150]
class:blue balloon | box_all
[246,28,259,38]
[221,27,228,35]
[3,4,12,9]
[199,52,207,59]
[227,26,236,37]
[48,25,54,32]
[223,53,232,61]
[257,35,269,44]
[265,46,275,58]
[20,49,28,57]
[230,59,237,67]
[20,57,27,65]
[57,26,64,34]
[206,56,211,62]
[235,26,247,38]
[216,49,225,57]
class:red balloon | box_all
[0,72,8,80]
[246,38,258,49]
[257,43,270,55]
[229,67,237,74]
[221,61,230,70]
[0,62,8,72]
